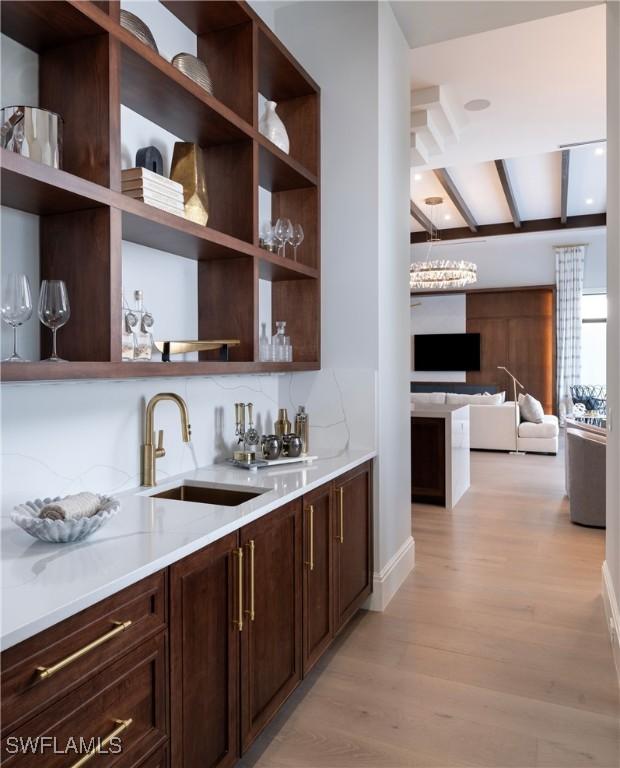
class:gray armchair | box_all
[566,428,606,528]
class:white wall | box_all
[604,0,620,655]
[411,226,607,292]
[375,0,413,603]
[410,294,467,382]
[267,0,413,607]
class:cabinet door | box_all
[240,500,302,752]
[170,531,240,768]
[302,483,333,675]
[333,462,373,633]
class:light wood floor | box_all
[244,449,620,768]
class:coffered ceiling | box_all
[408,4,606,171]
[407,2,606,238]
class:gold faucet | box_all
[141,393,191,487]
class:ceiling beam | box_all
[410,200,433,233]
[410,213,606,244]
[494,159,521,228]
[561,149,570,224]
[433,167,478,232]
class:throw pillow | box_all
[518,393,544,423]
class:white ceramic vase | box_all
[259,100,290,154]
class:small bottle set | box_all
[230,404,310,468]
[259,320,293,362]
[122,290,155,361]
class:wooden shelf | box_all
[1,0,321,383]
[256,135,318,192]
[0,150,113,215]
[0,0,104,53]
[160,1,252,34]
[1,153,318,279]
[117,194,256,261]
[119,33,252,148]
[1,360,320,383]
[257,250,318,281]
[257,25,318,101]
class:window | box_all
[581,294,606,385]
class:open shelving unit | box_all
[0,0,321,382]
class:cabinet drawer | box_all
[2,572,167,735]
[138,745,168,768]
[1,631,168,767]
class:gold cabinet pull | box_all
[305,505,315,571]
[36,620,132,680]
[233,547,243,632]
[337,487,344,544]
[70,718,132,768]
[245,540,255,621]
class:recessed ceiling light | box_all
[464,98,491,112]
[414,173,422,181]
[444,214,452,221]
[594,147,605,156]
[585,197,594,205]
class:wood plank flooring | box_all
[243,448,620,767]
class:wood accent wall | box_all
[466,288,556,414]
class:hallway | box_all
[248,449,620,767]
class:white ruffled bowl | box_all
[11,496,120,543]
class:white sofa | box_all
[411,392,559,454]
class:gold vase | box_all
[170,142,209,225]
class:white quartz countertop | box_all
[1,450,376,651]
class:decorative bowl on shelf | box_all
[171,53,213,95]
[11,495,120,543]
[120,10,159,53]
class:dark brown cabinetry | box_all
[240,500,302,751]
[411,416,446,506]
[333,463,373,633]
[302,483,333,674]
[1,462,373,768]
[169,531,240,768]
[1,633,168,767]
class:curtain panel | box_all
[555,245,586,419]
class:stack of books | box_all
[121,167,185,218]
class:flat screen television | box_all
[414,333,481,371]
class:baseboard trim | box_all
[602,560,620,687]
[366,535,415,612]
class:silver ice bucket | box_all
[1,106,63,169]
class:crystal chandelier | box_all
[410,259,477,290]
[409,196,477,290]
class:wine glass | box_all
[38,280,70,362]
[1,273,33,362]
[274,217,293,258]
[290,223,305,261]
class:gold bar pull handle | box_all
[245,540,255,621]
[70,718,133,768]
[233,547,243,632]
[305,505,315,571]
[337,487,344,544]
[71,717,133,768]
[36,620,132,680]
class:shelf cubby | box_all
[0,0,321,382]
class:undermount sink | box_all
[150,481,268,507]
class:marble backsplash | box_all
[0,368,376,511]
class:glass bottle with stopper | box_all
[133,290,153,361]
